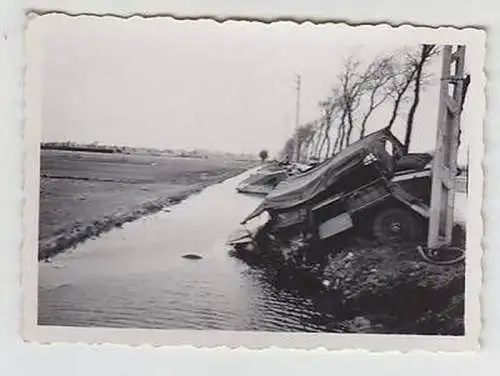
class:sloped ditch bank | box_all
[39,168,250,261]
[229,224,465,335]
[40,192,192,261]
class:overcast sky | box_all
[39,15,481,160]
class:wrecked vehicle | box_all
[229,128,435,250]
[236,162,314,195]
[236,169,288,195]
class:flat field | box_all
[39,149,255,259]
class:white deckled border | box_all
[21,14,486,352]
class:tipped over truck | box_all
[236,162,314,196]
[229,128,437,249]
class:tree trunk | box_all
[387,70,417,130]
[336,123,346,154]
[325,135,331,159]
[345,103,355,146]
[313,127,323,157]
[360,107,371,139]
[318,130,328,159]
[318,112,333,159]
[360,87,380,138]
[333,113,345,154]
[403,44,434,154]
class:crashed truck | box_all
[236,162,314,195]
[229,128,436,249]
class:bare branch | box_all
[403,44,438,153]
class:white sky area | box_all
[40,16,481,162]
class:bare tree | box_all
[332,54,395,150]
[333,110,347,155]
[258,149,269,163]
[316,99,337,159]
[403,44,438,153]
[281,138,295,161]
[336,58,363,148]
[386,46,438,132]
[359,56,394,137]
[384,53,417,129]
[304,120,319,160]
[281,44,438,160]
[294,123,316,162]
[311,119,325,158]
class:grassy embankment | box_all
[39,149,255,260]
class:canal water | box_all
[38,169,335,332]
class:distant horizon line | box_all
[40,140,264,157]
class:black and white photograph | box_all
[22,14,485,350]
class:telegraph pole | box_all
[294,74,301,162]
[427,45,466,249]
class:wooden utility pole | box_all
[427,45,466,249]
[294,74,301,162]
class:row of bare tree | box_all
[281,44,439,162]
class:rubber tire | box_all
[372,207,424,244]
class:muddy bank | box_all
[40,184,195,260]
[39,149,255,260]
[230,226,465,335]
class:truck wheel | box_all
[372,207,424,244]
